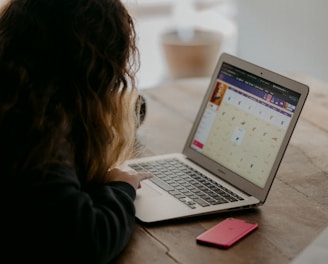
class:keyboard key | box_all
[149,177,174,192]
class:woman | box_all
[0,0,151,263]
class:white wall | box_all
[236,0,328,82]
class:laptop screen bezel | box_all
[182,53,309,203]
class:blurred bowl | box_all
[161,29,222,79]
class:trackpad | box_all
[137,182,162,198]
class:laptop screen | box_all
[190,62,301,188]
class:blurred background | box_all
[125,0,328,89]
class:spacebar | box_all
[150,177,174,191]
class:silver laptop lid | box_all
[183,53,309,203]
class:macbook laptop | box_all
[290,226,328,264]
[125,53,309,223]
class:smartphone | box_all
[196,217,258,248]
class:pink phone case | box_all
[196,217,258,248]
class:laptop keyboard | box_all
[129,158,244,209]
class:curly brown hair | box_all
[0,0,140,183]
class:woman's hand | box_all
[107,168,153,190]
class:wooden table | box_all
[116,75,328,264]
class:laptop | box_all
[125,53,309,223]
[289,226,328,264]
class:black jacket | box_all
[3,163,136,264]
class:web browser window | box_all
[191,63,300,188]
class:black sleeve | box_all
[5,163,137,264]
